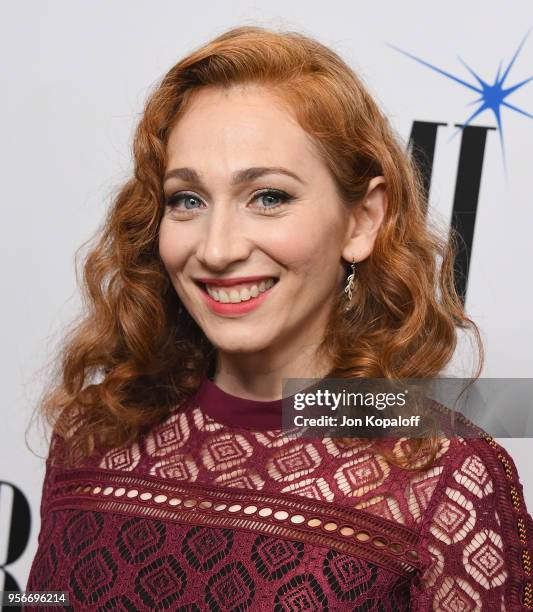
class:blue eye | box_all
[254,189,295,212]
[166,193,202,210]
[164,188,295,215]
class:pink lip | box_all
[197,280,277,316]
[195,275,276,287]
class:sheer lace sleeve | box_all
[31,431,63,548]
[411,434,533,611]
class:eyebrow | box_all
[163,166,305,188]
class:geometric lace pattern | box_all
[25,398,533,610]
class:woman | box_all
[26,25,532,610]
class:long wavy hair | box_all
[31,25,483,469]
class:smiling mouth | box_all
[196,278,278,303]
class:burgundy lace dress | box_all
[26,375,533,610]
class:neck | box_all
[210,341,333,402]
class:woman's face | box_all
[159,84,355,358]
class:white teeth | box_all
[205,278,276,303]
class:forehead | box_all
[165,84,322,170]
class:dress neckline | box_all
[194,375,285,430]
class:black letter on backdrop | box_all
[0,481,31,590]
[408,121,495,304]
[408,120,447,211]
[450,124,496,303]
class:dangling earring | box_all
[344,256,356,310]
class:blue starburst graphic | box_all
[387,30,533,180]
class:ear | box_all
[342,176,387,263]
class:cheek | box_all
[158,222,190,271]
[267,212,342,271]
[158,236,175,272]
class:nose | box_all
[196,202,251,271]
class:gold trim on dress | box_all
[46,466,422,578]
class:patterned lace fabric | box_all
[25,376,533,610]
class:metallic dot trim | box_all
[67,480,421,568]
[291,514,305,525]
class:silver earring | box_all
[344,256,356,310]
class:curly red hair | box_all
[30,25,483,469]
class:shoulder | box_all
[417,430,531,535]
[412,431,533,609]
[410,395,531,523]
[416,400,532,529]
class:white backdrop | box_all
[2,0,532,590]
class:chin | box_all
[207,331,273,354]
